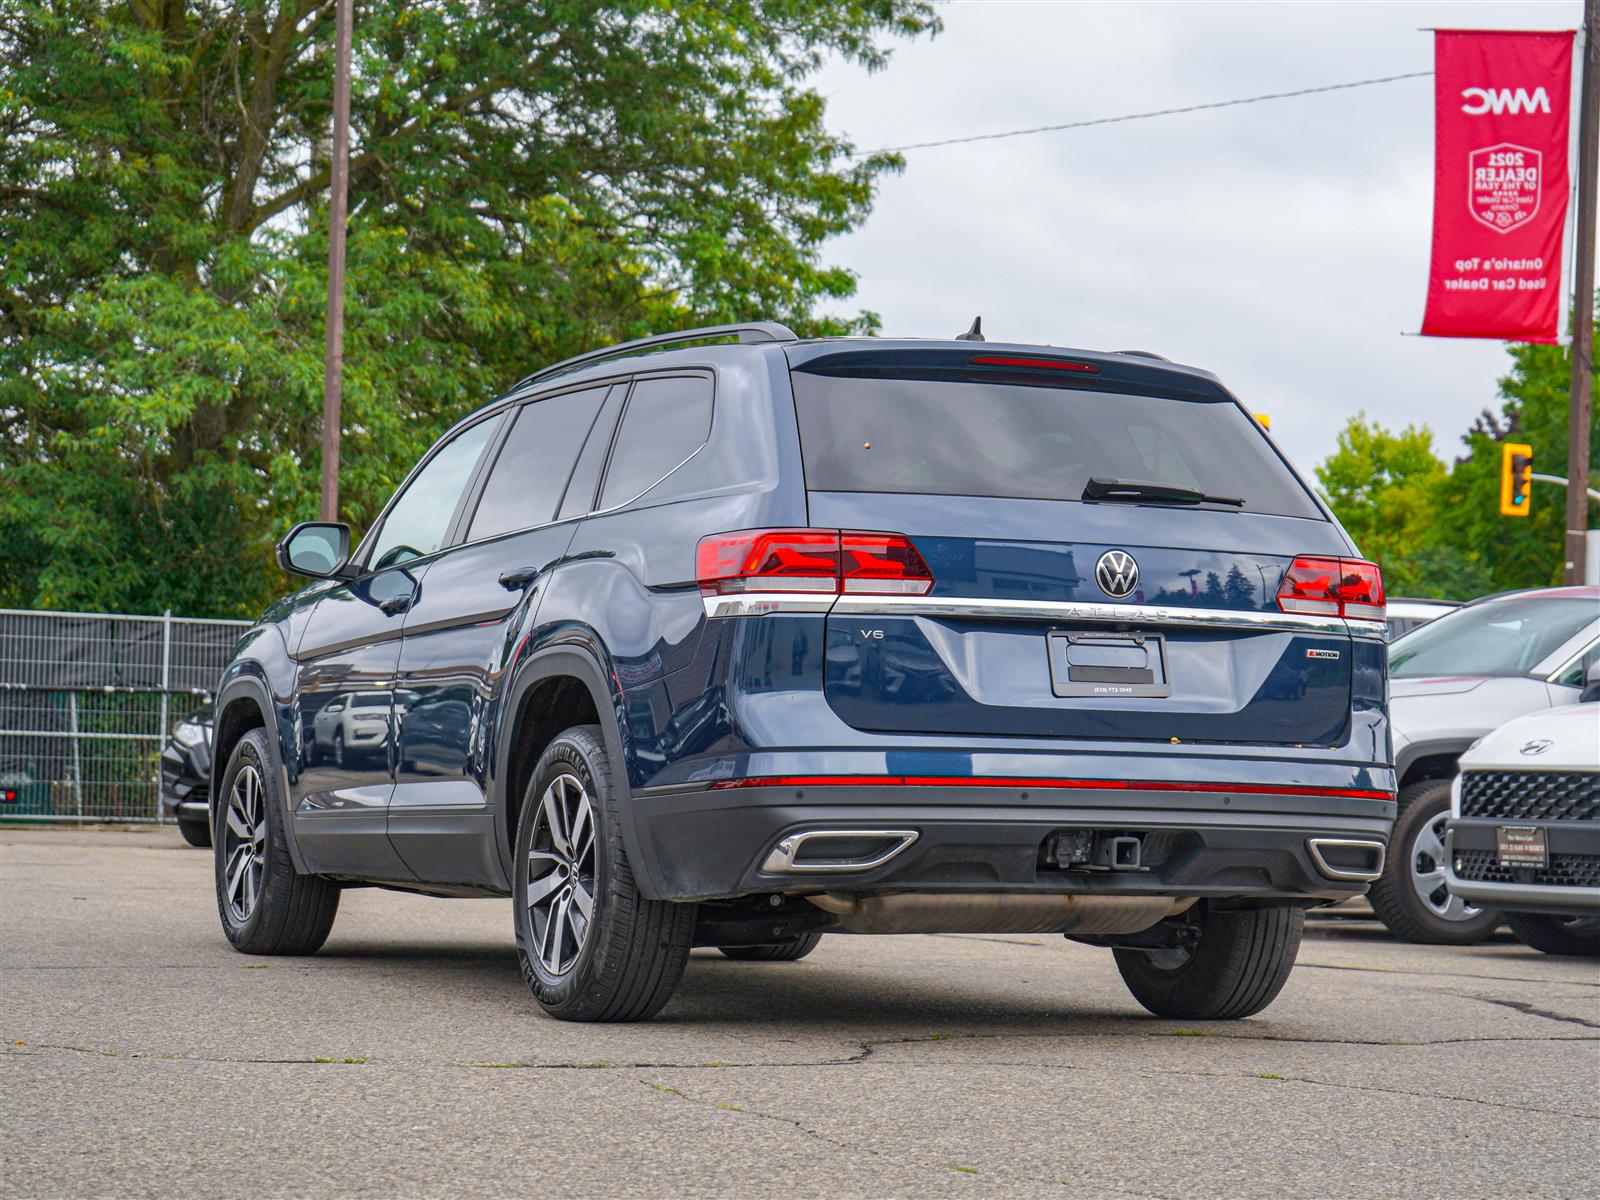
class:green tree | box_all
[0,0,937,617]
[1314,314,1599,599]
[1313,414,1489,597]
[1430,331,1600,592]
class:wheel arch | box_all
[493,644,642,890]
[1395,740,1472,790]
[211,671,309,874]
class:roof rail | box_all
[518,322,799,387]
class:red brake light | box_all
[697,530,933,597]
[696,530,840,593]
[1277,556,1384,621]
[840,533,934,594]
[1334,558,1385,620]
[969,355,1100,374]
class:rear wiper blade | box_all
[1081,476,1245,507]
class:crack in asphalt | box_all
[1147,1065,1600,1121]
[1465,996,1600,1031]
[10,1044,372,1066]
[1299,961,1600,989]
[17,1021,1596,1075]
[635,1074,1143,1198]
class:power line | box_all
[851,71,1434,157]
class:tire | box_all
[214,728,340,955]
[177,816,212,848]
[1115,903,1304,1021]
[718,932,823,962]
[1368,778,1500,945]
[1504,912,1600,956]
[332,729,345,770]
[513,725,694,1022]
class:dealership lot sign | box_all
[1422,30,1574,343]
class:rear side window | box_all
[790,373,1320,519]
[468,386,607,540]
[599,375,713,510]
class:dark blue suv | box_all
[210,322,1396,1022]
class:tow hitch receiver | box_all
[1047,830,1148,872]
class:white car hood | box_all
[1459,704,1600,773]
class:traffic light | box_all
[1499,442,1532,517]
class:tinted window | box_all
[558,386,627,520]
[790,373,1320,518]
[468,387,607,540]
[367,417,498,570]
[599,376,713,510]
[1390,596,1600,678]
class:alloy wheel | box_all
[1410,811,1480,922]
[223,763,267,923]
[526,772,598,975]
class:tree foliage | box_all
[0,0,937,616]
[1316,319,1599,599]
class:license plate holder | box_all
[1047,631,1171,699]
[1496,824,1547,869]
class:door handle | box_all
[378,594,412,616]
[498,567,541,591]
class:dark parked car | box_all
[207,322,1396,1022]
[161,702,214,847]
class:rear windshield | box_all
[1389,595,1598,678]
[790,373,1320,518]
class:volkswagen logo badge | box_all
[1519,738,1553,756]
[1095,550,1139,599]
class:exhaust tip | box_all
[760,829,918,874]
[1307,837,1385,882]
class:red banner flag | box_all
[1422,29,1575,343]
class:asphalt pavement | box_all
[3,827,1597,1199]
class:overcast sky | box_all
[815,0,1594,477]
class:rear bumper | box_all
[626,782,1394,903]
[1445,819,1600,917]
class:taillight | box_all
[1277,556,1385,621]
[696,530,840,593]
[697,529,933,596]
[840,533,934,593]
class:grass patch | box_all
[310,1057,367,1064]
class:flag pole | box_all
[1565,0,1598,584]
[320,0,353,524]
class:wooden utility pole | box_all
[320,0,354,523]
[1565,0,1599,584]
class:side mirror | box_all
[277,521,352,579]
[1581,659,1600,705]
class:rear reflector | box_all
[1277,556,1385,621]
[709,775,1394,802]
[969,355,1100,374]
[697,529,933,597]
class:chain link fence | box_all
[0,609,251,823]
